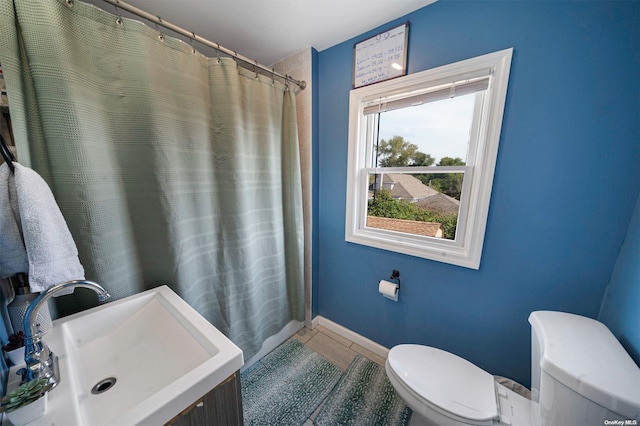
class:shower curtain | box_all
[0,0,304,359]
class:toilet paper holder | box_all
[379,270,401,302]
[389,270,400,293]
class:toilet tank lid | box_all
[529,311,640,419]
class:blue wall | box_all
[599,192,640,366]
[316,1,640,386]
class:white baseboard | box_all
[243,316,390,371]
[312,315,389,359]
[311,315,320,329]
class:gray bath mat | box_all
[314,355,412,426]
[241,338,342,426]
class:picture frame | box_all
[353,22,409,89]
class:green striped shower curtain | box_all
[0,0,304,359]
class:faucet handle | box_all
[16,368,27,383]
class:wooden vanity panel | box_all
[166,371,243,426]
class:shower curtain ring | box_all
[155,22,165,42]
[271,68,276,86]
[189,36,196,54]
[114,5,124,26]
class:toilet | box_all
[386,311,640,426]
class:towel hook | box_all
[0,134,15,174]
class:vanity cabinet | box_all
[166,372,244,426]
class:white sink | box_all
[5,285,243,425]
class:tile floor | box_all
[291,325,387,426]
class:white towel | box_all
[0,162,84,293]
[0,163,29,277]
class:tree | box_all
[426,157,465,200]
[376,135,465,200]
[377,136,435,167]
[412,151,436,167]
[368,189,417,220]
[367,190,458,239]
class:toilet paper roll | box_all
[379,280,399,302]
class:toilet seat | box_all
[387,344,500,425]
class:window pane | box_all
[367,171,464,240]
[374,93,476,167]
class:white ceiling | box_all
[83,0,436,66]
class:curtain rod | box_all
[99,0,306,90]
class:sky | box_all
[377,93,475,163]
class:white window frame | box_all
[345,48,513,269]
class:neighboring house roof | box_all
[381,173,439,200]
[371,173,461,215]
[415,192,460,215]
[367,216,444,238]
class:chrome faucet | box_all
[21,280,111,388]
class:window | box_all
[345,48,513,269]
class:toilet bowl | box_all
[386,312,640,426]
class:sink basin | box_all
[5,285,244,425]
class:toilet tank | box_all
[529,311,640,426]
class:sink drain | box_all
[91,377,117,395]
